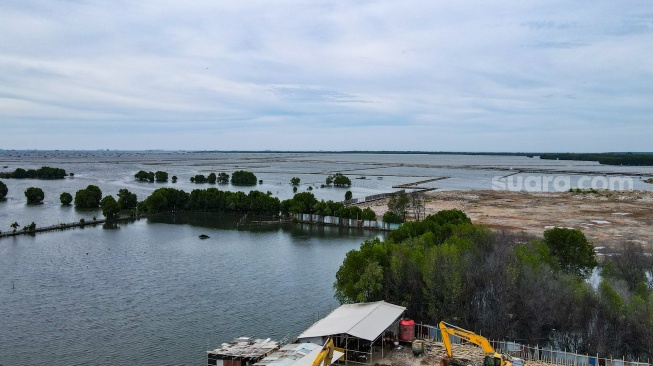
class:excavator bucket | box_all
[440,358,452,366]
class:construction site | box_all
[207,301,651,366]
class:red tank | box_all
[399,319,415,341]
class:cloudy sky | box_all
[1,1,652,151]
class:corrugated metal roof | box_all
[208,337,280,359]
[297,301,405,341]
[253,343,343,366]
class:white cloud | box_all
[1,0,652,150]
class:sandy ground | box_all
[358,190,653,251]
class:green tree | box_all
[345,190,352,201]
[334,238,389,303]
[217,172,229,184]
[171,175,177,183]
[24,187,44,204]
[10,221,19,233]
[207,172,217,184]
[231,170,257,185]
[387,191,410,221]
[382,211,404,224]
[100,195,121,219]
[326,173,351,187]
[0,180,7,199]
[154,171,168,182]
[117,189,138,209]
[60,192,73,205]
[192,174,207,183]
[134,170,150,181]
[291,177,301,186]
[74,185,103,208]
[543,227,597,278]
[361,207,377,220]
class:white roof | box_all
[254,343,343,366]
[298,301,406,341]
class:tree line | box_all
[540,153,653,166]
[0,166,68,179]
[280,192,376,220]
[333,210,653,360]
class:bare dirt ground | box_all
[377,341,552,366]
[358,190,653,251]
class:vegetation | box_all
[190,174,208,183]
[231,170,257,185]
[117,189,137,209]
[345,190,352,201]
[100,195,121,219]
[207,173,217,184]
[0,180,7,199]
[543,227,598,277]
[333,211,652,360]
[74,185,103,208]
[217,173,229,184]
[10,221,19,232]
[280,193,377,220]
[540,153,653,166]
[60,192,73,205]
[0,166,67,179]
[291,177,301,186]
[387,191,410,221]
[24,187,44,204]
[134,170,154,182]
[137,187,280,215]
[382,211,404,224]
[326,173,351,187]
[172,175,178,183]
[22,222,36,233]
[154,171,168,182]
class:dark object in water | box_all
[199,234,210,239]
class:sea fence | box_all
[415,323,651,366]
[343,190,405,205]
[294,213,401,231]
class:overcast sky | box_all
[1,1,652,151]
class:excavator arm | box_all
[439,321,496,357]
[438,322,526,366]
[311,338,335,366]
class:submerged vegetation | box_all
[334,210,653,360]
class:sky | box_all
[1,1,652,152]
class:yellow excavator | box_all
[311,338,336,366]
[439,322,526,366]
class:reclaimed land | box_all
[358,189,653,251]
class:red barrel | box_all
[399,319,415,341]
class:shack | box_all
[297,301,406,365]
[208,337,280,366]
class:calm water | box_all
[1,217,382,365]
[1,151,652,365]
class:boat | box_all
[199,234,210,239]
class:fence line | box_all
[343,190,405,205]
[294,213,401,231]
[415,323,651,366]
